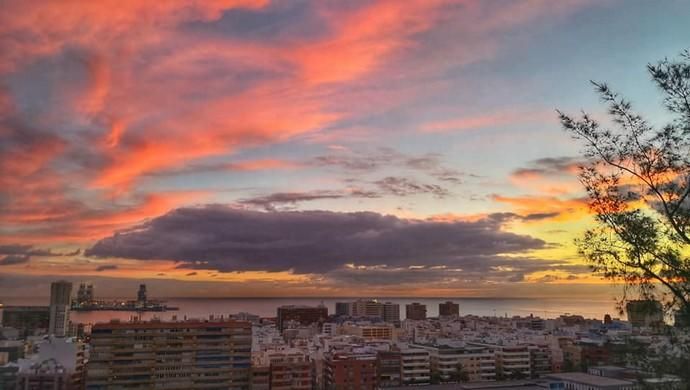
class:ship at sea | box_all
[71,283,178,312]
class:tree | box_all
[430,371,441,385]
[508,369,527,380]
[449,362,469,383]
[558,49,690,319]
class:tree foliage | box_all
[558,50,690,317]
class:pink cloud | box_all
[0,0,594,248]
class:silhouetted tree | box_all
[507,369,527,380]
[430,371,441,385]
[559,49,690,384]
[449,362,469,383]
[558,49,690,319]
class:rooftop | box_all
[547,372,635,386]
[92,319,251,330]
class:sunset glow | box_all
[1,0,689,298]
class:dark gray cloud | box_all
[311,147,400,171]
[374,176,450,198]
[236,190,382,211]
[0,245,38,255]
[237,176,454,211]
[86,206,546,274]
[324,259,588,287]
[312,148,468,183]
[95,264,118,272]
[508,273,526,282]
[237,191,352,211]
[482,212,561,223]
[0,254,30,266]
[0,244,80,257]
[182,1,329,44]
[520,212,561,221]
[512,156,583,178]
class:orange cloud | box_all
[492,194,590,222]
[0,191,208,245]
[509,172,582,196]
[92,85,339,190]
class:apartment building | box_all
[382,302,401,324]
[351,300,384,318]
[255,349,312,390]
[341,324,394,340]
[249,365,269,390]
[376,350,402,388]
[625,300,663,328]
[439,301,459,317]
[12,336,85,390]
[400,347,430,385]
[528,344,553,377]
[405,303,427,321]
[0,305,50,338]
[495,345,531,379]
[276,305,328,331]
[335,302,351,317]
[323,352,378,390]
[49,281,72,337]
[414,343,496,382]
[469,343,531,379]
[86,319,252,389]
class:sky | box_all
[1,0,689,299]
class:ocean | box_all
[0,297,623,325]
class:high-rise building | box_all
[86,319,252,389]
[382,302,400,323]
[405,302,427,320]
[351,299,384,318]
[76,283,94,305]
[49,281,72,337]
[324,352,378,390]
[0,305,50,337]
[335,302,351,316]
[276,305,328,331]
[439,301,459,317]
[626,300,664,328]
[137,284,147,303]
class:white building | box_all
[414,342,496,382]
[400,346,430,385]
[12,336,85,389]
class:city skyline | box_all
[2,1,690,298]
